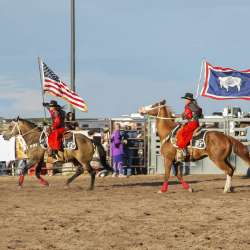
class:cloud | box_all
[0,77,43,118]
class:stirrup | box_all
[182,148,188,157]
[176,149,185,162]
[55,150,64,162]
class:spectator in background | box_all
[65,112,79,130]
[123,123,142,175]
[111,123,125,177]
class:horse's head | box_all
[2,117,37,140]
[139,100,166,117]
[2,117,21,140]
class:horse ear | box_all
[160,99,166,105]
[16,116,20,122]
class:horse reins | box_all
[143,104,176,120]
[8,121,41,151]
[10,121,39,137]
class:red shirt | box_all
[183,105,193,120]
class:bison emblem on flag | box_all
[201,62,250,100]
[218,76,242,92]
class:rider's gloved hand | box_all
[42,102,49,107]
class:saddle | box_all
[39,129,77,151]
[166,125,207,162]
[169,124,207,150]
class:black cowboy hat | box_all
[181,92,195,101]
[48,100,61,107]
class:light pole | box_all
[70,0,76,119]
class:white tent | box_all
[0,135,15,161]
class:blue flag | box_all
[201,62,250,100]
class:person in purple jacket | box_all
[111,123,125,177]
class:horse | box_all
[139,100,250,193]
[3,118,96,190]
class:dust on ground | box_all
[1,174,250,250]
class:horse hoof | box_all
[157,190,167,194]
[64,184,70,189]
[188,187,193,193]
[40,181,49,187]
[224,187,234,193]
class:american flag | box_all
[41,61,88,112]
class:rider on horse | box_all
[43,100,65,159]
[176,92,203,156]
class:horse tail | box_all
[229,136,250,167]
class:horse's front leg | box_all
[175,162,193,192]
[17,159,34,187]
[65,165,84,187]
[158,157,173,193]
[35,160,49,186]
[86,162,96,191]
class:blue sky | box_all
[0,0,250,118]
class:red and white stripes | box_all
[43,79,88,111]
[40,59,88,112]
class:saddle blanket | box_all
[63,132,77,150]
[169,125,208,150]
[190,129,207,149]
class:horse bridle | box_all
[143,104,174,120]
[8,121,39,138]
[8,121,21,137]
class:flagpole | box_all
[195,59,205,99]
[38,57,47,119]
[70,0,76,119]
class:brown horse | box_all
[139,100,250,193]
[3,118,96,189]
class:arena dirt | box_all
[1,174,250,250]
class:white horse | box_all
[218,76,242,92]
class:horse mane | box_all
[19,118,41,130]
[153,100,175,119]
[165,105,175,118]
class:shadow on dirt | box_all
[110,177,226,188]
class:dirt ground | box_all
[1,174,250,250]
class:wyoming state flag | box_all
[201,62,250,100]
